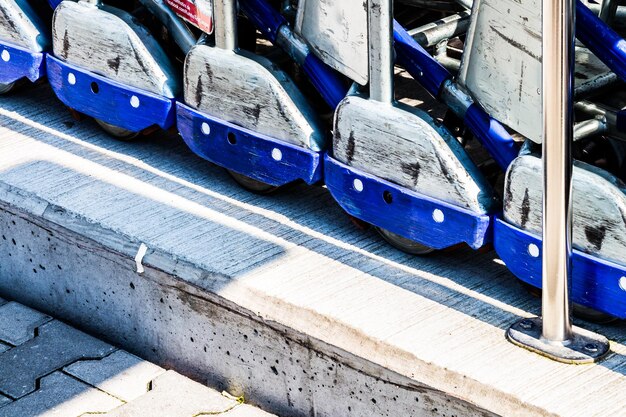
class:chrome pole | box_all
[541,0,575,344]
[506,0,610,363]
[368,0,394,104]
[215,0,238,51]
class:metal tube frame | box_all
[408,11,471,48]
[506,0,610,364]
[138,0,197,54]
[215,0,238,51]
[600,0,618,25]
[368,0,395,103]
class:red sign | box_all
[166,0,213,34]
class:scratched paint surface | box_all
[459,0,609,143]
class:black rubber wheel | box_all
[573,304,619,324]
[376,227,436,255]
[518,279,618,324]
[227,170,279,194]
[95,119,139,141]
[0,82,16,95]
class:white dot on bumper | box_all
[201,122,211,135]
[130,96,140,108]
[619,277,626,292]
[67,73,76,85]
[271,148,283,161]
[528,243,540,258]
[432,209,445,223]
[353,179,364,192]
[1,50,10,62]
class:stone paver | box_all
[0,300,278,417]
[100,371,238,417]
[0,371,122,417]
[64,350,165,402]
[0,302,51,346]
[0,319,115,398]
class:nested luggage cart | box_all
[0,0,624,359]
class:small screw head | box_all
[519,319,534,330]
[584,343,598,354]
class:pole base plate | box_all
[507,317,610,364]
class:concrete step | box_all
[0,298,274,417]
[0,84,625,417]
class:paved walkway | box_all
[0,297,274,417]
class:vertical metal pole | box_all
[541,0,575,344]
[215,0,238,51]
[507,0,609,364]
[368,0,394,104]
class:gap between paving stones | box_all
[0,301,270,417]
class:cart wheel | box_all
[517,279,542,298]
[227,170,279,195]
[518,280,618,324]
[573,304,618,324]
[0,82,16,95]
[376,227,436,255]
[95,119,139,141]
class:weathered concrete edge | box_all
[0,180,552,417]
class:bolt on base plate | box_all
[507,317,610,364]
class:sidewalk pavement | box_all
[0,297,275,417]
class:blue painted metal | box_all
[495,218,626,319]
[177,103,323,187]
[301,54,349,109]
[393,21,449,98]
[239,0,349,109]
[577,1,626,82]
[464,104,520,170]
[48,0,63,9]
[239,0,285,43]
[325,155,494,250]
[0,42,45,85]
[47,55,176,132]
[393,21,519,170]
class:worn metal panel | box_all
[0,0,49,51]
[333,95,497,214]
[183,45,324,150]
[459,0,543,142]
[295,0,369,85]
[52,1,180,97]
[459,0,609,143]
[504,154,626,266]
